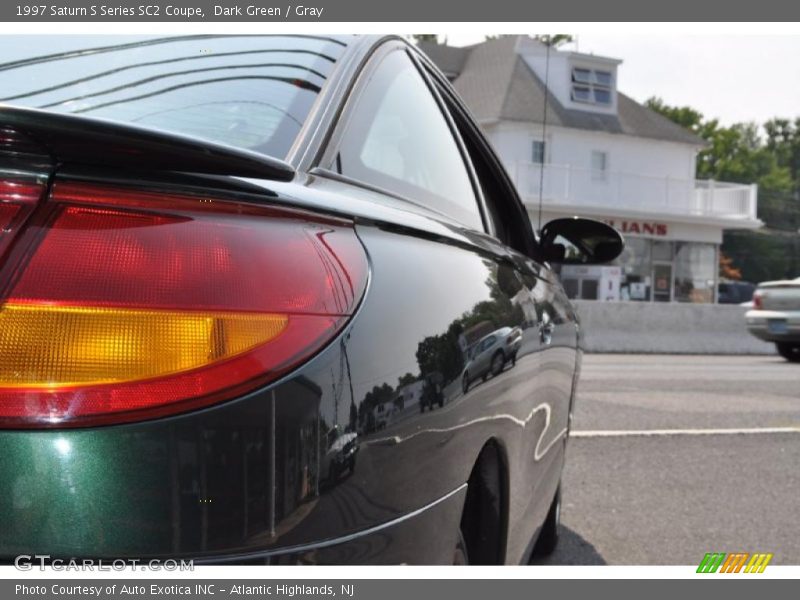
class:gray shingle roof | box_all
[416,41,471,78]
[419,36,705,147]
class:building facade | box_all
[421,36,761,303]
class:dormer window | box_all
[571,67,613,106]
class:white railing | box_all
[511,162,758,221]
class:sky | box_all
[441,34,800,127]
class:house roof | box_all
[416,40,471,78]
[419,36,705,147]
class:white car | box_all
[746,277,800,362]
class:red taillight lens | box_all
[0,182,368,428]
[753,291,763,310]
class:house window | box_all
[572,68,592,84]
[591,150,608,180]
[532,140,546,164]
[594,71,613,87]
[594,88,611,104]
[571,67,613,106]
[674,243,716,304]
[571,86,591,103]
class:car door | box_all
[411,47,581,560]
[476,335,496,375]
[301,39,578,564]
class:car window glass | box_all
[0,35,347,159]
[333,49,483,230]
[429,75,537,255]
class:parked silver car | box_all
[746,277,800,362]
[462,327,523,393]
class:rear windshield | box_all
[0,35,348,159]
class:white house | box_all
[420,36,761,304]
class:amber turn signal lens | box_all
[0,303,288,387]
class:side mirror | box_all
[539,217,624,265]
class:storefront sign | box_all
[605,220,668,237]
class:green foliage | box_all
[644,97,705,133]
[646,97,800,282]
[723,230,800,283]
[410,34,440,45]
[646,97,795,195]
[533,34,574,48]
[764,117,800,185]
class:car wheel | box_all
[453,529,469,565]
[533,486,560,557]
[776,342,800,362]
[491,352,505,376]
[462,374,469,394]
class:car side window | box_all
[332,49,484,231]
[425,72,539,259]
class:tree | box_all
[397,372,417,389]
[647,97,800,282]
[764,118,800,188]
[646,97,794,195]
[645,97,705,133]
[533,34,574,48]
[411,34,440,45]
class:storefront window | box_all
[652,241,673,262]
[618,237,652,301]
[560,234,718,304]
[674,243,716,303]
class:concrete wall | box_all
[573,300,776,354]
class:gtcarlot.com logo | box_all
[697,552,773,573]
[14,555,194,571]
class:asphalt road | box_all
[533,354,800,566]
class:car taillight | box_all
[0,181,368,428]
[0,128,51,257]
[0,178,43,252]
[753,291,763,310]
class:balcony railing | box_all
[510,162,758,222]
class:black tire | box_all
[462,374,470,394]
[491,352,505,376]
[453,529,469,565]
[776,342,800,362]
[533,487,560,557]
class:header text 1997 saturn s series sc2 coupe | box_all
[0,35,622,564]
